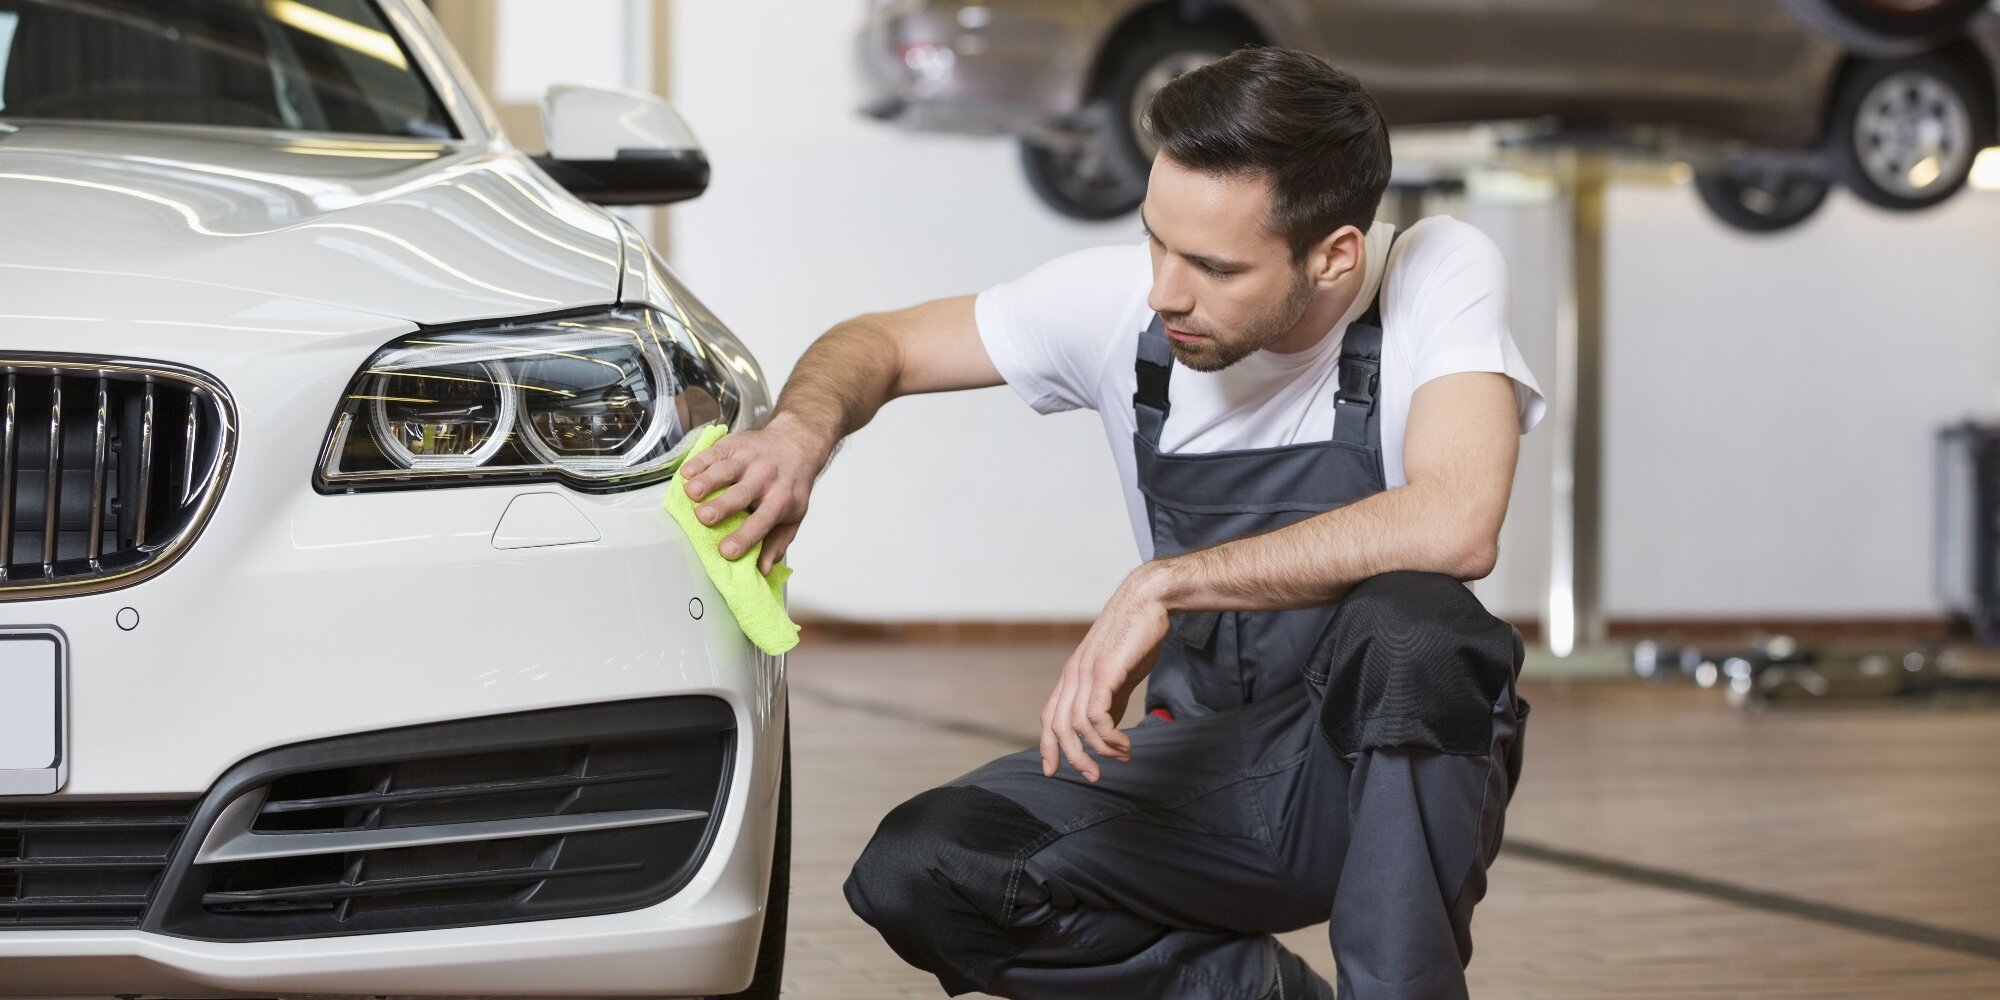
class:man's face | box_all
[1141,156,1314,372]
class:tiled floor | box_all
[780,638,2000,999]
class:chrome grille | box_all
[0,359,233,599]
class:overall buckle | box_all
[1335,361,1378,407]
[1135,359,1172,409]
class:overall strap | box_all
[1135,229,1401,448]
[1331,297,1384,448]
[1134,314,1174,445]
[1332,229,1401,448]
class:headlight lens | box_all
[368,360,519,470]
[319,308,738,491]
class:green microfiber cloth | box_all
[664,424,800,655]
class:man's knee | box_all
[844,784,1055,995]
[1308,571,1523,756]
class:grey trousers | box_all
[846,577,1528,999]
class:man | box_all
[681,47,1543,999]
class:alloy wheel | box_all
[1852,69,1974,199]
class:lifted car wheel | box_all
[1831,53,1986,211]
[1786,0,1987,57]
[1020,126,1150,221]
[1019,31,1237,220]
[1694,164,1833,233]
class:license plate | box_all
[0,627,65,795]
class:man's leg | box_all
[845,688,1339,1000]
[1300,571,1529,1000]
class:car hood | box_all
[0,122,624,325]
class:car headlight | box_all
[318,308,740,492]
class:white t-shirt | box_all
[975,216,1547,561]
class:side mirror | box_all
[531,84,710,206]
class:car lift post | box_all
[1546,151,1608,656]
[1386,140,1609,656]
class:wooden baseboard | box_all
[796,615,1956,647]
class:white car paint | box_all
[7,122,624,324]
[0,0,784,996]
[543,83,704,161]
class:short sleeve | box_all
[1389,219,1547,434]
[975,244,1149,415]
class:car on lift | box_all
[0,1,787,997]
[858,0,2000,232]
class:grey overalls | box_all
[848,252,1530,1000]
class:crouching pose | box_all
[682,47,1544,999]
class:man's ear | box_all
[1303,225,1367,290]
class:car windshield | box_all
[0,0,454,138]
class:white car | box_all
[0,1,788,998]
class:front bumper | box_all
[0,474,786,997]
[856,0,1101,135]
[0,899,767,998]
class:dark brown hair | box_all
[1145,47,1392,260]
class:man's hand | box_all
[1040,565,1173,782]
[677,413,832,574]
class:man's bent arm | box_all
[1147,371,1521,613]
[678,294,1001,570]
[762,295,1003,459]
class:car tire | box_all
[1830,53,1988,211]
[712,720,790,1000]
[1019,31,1239,220]
[1693,166,1833,233]
[1019,133,1151,221]
[1784,0,1986,57]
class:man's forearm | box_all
[1142,372,1522,614]
[768,315,903,460]
[1146,479,1502,614]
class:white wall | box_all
[666,0,1134,620]
[491,0,635,104]
[1602,185,2000,616]
[663,1,2000,623]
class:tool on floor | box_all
[1622,419,2000,706]
[1632,636,2000,706]
[664,423,800,655]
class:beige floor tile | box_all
[778,638,2000,998]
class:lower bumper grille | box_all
[0,800,196,928]
[0,698,735,939]
[149,697,735,941]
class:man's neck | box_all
[1264,249,1370,357]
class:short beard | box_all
[1167,266,1317,373]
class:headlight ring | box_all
[365,360,521,471]
[317,307,742,494]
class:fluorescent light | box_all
[1971,147,2000,192]
[264,0,406,69]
